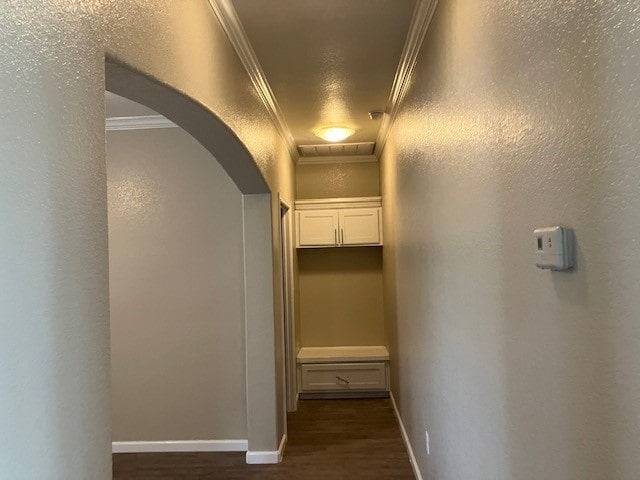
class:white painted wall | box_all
[107,127,246,442]
[382,1,640,479]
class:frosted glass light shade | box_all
[315,127,355,142]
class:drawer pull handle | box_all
[336,375,350,385]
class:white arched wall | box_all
[0,1,295,478]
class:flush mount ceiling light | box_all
[315,126,355,143]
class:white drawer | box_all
[300,362,387,392]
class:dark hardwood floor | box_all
[113,398,415,479]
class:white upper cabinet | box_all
[295,197,383,248]
[297,210,340,246]
[339,208,381,245]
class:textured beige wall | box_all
[382,1,640,479]
[107,127,247,442]
[296,161,380,199]
[296,161,384,347]
[0,1,293,475]
[299,248,384,346]
[242,193,280,455]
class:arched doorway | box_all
[104,63,282,464]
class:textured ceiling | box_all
[232,0,417,145]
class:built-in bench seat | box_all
[296,346,390,398]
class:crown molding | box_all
[105,115,177,131]
[297,155,378,166]
[374,0,439,158]
[208,0,299,163]
[295,196,382,211]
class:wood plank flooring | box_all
[113,398,415,479]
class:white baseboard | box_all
[390,392,424,480]
[245,433,287,464]
[112,439,248,453]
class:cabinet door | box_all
[339,208,381,245]
[297,210,339,247]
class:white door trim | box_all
[279,195,298,413]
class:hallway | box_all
[112,399,414,479]
[4,0,640,478]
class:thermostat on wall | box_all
[533,226,574,271]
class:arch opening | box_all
[104,62,281,459]
[106,59,270,195]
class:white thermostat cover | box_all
[533,226,574,271]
